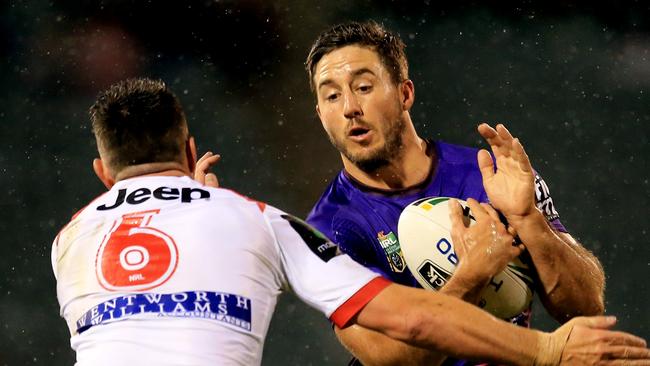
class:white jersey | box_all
[52,176,389,366]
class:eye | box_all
[326,93,339,101]
[357,84,373,93]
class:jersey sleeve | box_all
[533,171,567,233]
[264,206,391,327]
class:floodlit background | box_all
[1,1,649,364]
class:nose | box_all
[343,90,363,119]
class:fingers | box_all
[448,199,467,230]
[601,330,648,348]
[197,152,221,171]
[480,202,501,223]
[205,173,219,188]
[512,138,534,174]
[570,315,618,330]
[448,199,468,259]
[495,124,514,141]
[466,198,490,221]
[194,151,221,186]
[477,149,496,182]
[477,123,498,140]
[478,123,514,157]
[601,360,650,365]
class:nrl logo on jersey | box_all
[377,231,406,273]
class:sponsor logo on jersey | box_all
[97,186,211,211]
[281,215,340,262]
[76,291,252,334]
[534,174,560,221]
[377,231,406,273]
[417,260,451,290]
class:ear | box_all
[93,158,115,189]
[400,79,415,111]
[316,104,321,119]
[186,136,198,174]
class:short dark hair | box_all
[89,78,188,174]
[305,21,408,93]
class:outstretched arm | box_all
[355,282,649,366]
[477,123,605,321]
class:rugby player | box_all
[305,21,606,365]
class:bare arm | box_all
[477,123,605,321]
[335,325,445,366]
[506,211,605,321]
[354,283,650,366]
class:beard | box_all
[328,116,405,174]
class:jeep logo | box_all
[97,187,210,211]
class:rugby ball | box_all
[397,197,534,319]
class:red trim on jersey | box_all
[71,192,108,220]
[330,276,392,328]
[222,188,266,212]
[55,192,109,246]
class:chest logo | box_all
[377,231,406,273]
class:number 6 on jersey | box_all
[96,209,179,291]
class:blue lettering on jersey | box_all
[76,291,252,334]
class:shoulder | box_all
[307,172,357,232]
[434,140,482,166]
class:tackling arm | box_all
[354,283,650,366]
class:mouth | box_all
[347,126,371,141]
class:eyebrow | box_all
[317,68,377,91]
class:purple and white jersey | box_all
[307,140,566,365]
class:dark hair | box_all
[305,21,408,92]
[89,78,188,173]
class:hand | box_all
[194,151,221,188]
[536,316,650,366]
[477,123,536,223]
[448,198,524,285]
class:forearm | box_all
[335,324,446,366]
[510,209,605,320]
[356,284,545,366]
[334,265,491,365]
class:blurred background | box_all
[1,0,649,364]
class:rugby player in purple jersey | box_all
[304,21,606,366]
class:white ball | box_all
[398,197,534,319]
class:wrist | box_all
[442,267,491,302]
[532,330,565,366]
[505,207,546,233]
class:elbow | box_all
[584,292,605,316]
[398,303,444,348]
[577,281,605,316]
[553,290,605,323]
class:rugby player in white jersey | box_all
[52,78,650,366]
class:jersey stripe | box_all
[329,276,392,328]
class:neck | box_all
[114,162,190,182]
[342,123,434,190]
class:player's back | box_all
[53,176,282,366]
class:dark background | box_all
[2,1,649,364]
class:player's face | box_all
[314,45,406,171]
